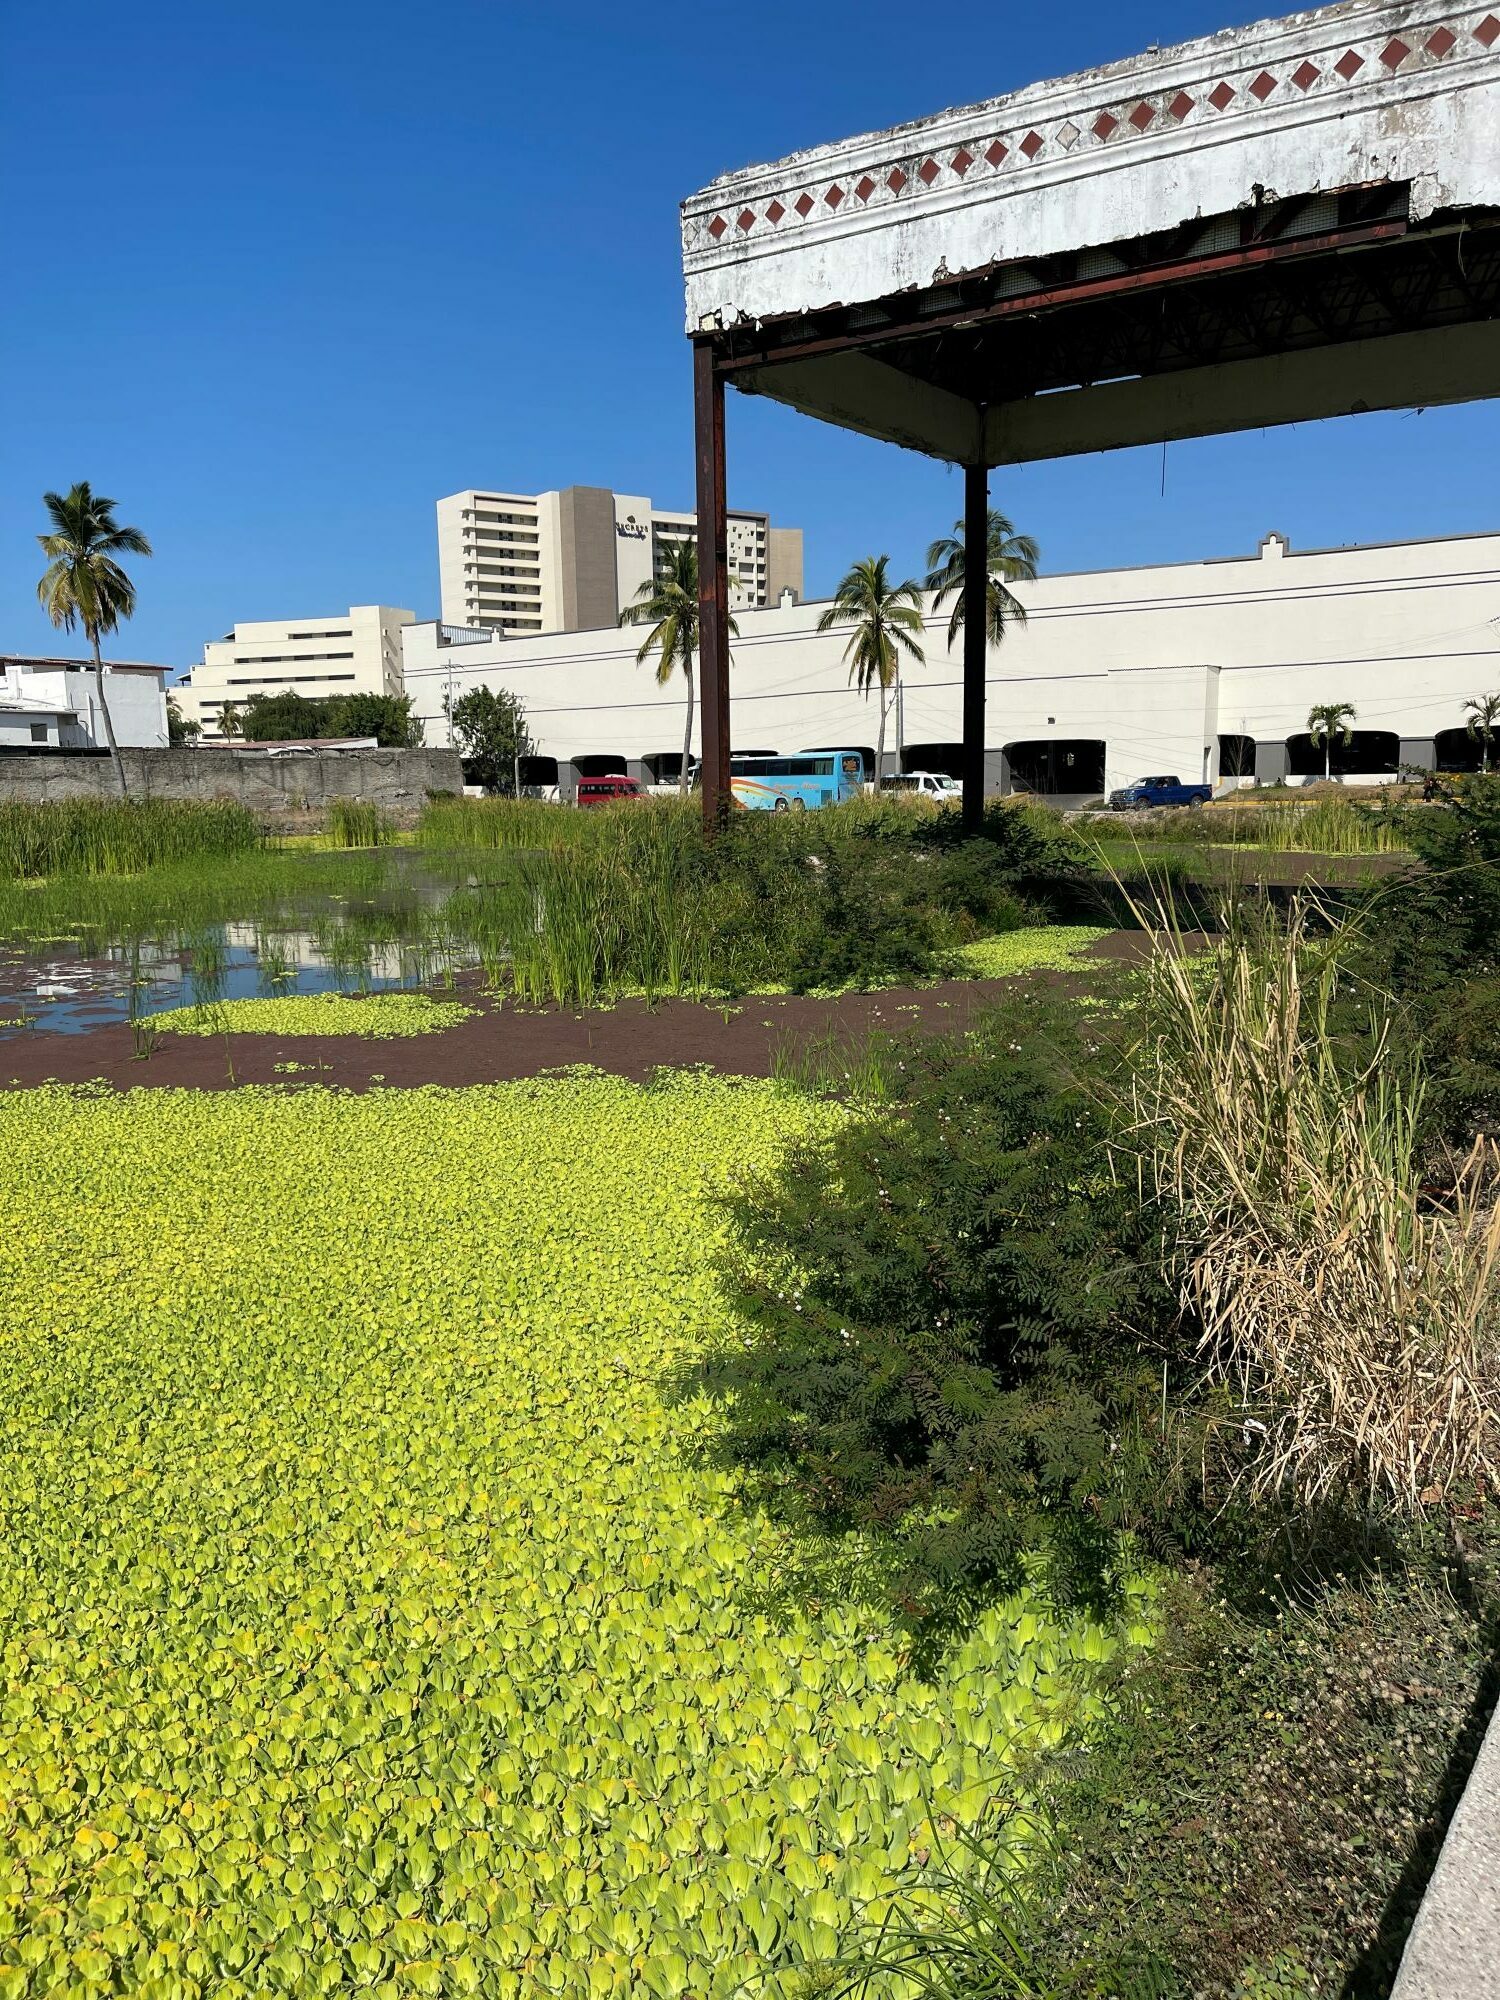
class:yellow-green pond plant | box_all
[0,1075,1150,1997]
[150,993,477,1037]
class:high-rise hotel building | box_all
[436,486,804,636]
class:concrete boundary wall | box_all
[0,747,464,818]
[1391,1697,1500,1998]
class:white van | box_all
[885,770,962,801]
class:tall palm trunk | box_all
[1324,738,1331,783]
[680,656,695,798]
[874,683,888,793]
[89,629,128,797]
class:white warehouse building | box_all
[402,526,1500,800]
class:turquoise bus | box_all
[728,749,866,811]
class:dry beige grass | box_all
[1130,900,1500,1513]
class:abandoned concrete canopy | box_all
[679,1,1500,827]
[683,0,1500,463]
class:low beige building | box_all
[403,527,1500,800]
[436,485,803,635]
[176,606,413,742]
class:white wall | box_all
[0,666,168,750]
[403,527,1500,795]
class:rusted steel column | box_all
[961,458,988,834]
[693,341,730,833]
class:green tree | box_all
[817,556,926,791]
[218,701,242,742]
[240,690,323,741]
[1307,701,1357,783]
[166,694,199,745]
[332,692,423,748]
[620,541,738,796]
[447,686,534,794]
[1464,691,1500,774]
[35,482,153,795]
[923,506,1040,650]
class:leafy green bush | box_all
[1023,1536,1496,1998]
[1341,775,1500,1143]
[719,994,1174,1633]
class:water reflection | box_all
[0,919,482,1037]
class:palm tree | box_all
[924,507,1040,649]
[1307,700,1357,783]
[817,557,926,791]
[36,483,153,795]
[1464,691,1500,773]
[620,540,737,795]
[218,701,242,743]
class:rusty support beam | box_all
[961,457,988,835]
[694,341,730,833]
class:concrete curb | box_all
[1390,1689,1500,1999]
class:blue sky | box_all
[3,0,1494,673]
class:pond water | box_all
[0,849,503,1037]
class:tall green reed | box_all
[0,798,261,879]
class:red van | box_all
[576,775,644,808]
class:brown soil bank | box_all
[0,934,1157,1094]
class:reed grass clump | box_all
[1089,793,1410,856]
[325,797,388,848]
[1131,898,1500,1513]
[0,798,261,879]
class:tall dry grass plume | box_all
[1131,897,1500,1513]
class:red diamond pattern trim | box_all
[700,8,1481,246]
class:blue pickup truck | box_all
[1107,774,1213,811]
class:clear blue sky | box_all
[3,0,1494,673]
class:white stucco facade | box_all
[0,657,169,751]
[178,606,413,742]
[684,2,1500,331]
[402,527,1500,797]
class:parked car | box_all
[1108,774,1212,810]
[885,770,963,801]
[576,775,644,808]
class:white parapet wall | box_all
[683,2,1500,333]
[402,526,1500,797]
